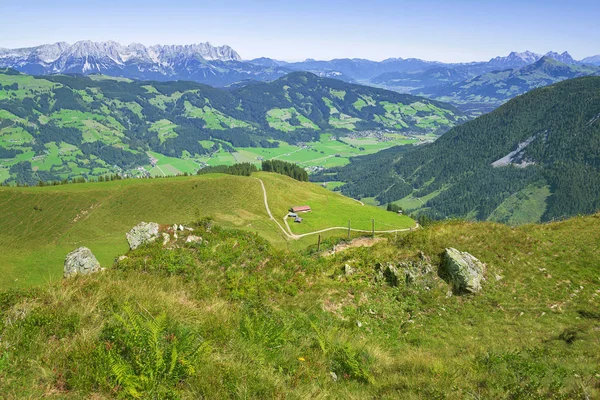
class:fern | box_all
[310,320,373,383]
[100,303,207,398]
[310,320,328,355]
[239,308,287,349]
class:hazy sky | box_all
[2,0,599,62]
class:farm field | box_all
[192,133,425,171]
[0,132,425,182]
[0,172,414,289]
[129,133,426,178]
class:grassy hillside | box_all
[0,69,464,184]
[315,77,600,224]
[0,211,598,398]
[0,172,414,288]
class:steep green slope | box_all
[0,212,598,398]
[417,57,600,115]
[0,172,415,288]
[0,69,464,185]
[314,77,600,224]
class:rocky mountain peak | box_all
[488,51,541,67]
[544,51,578,65]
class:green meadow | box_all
[0,172,414,289]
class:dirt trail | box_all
[323,237,386,256]
[256,178,418,241]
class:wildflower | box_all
[298,357,306,362]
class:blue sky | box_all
[2,0,599,62]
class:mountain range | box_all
[313,76,600,224]
[2,41,599,115]
[414,57,600,114]
[0,41,287,87]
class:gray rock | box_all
[344,264,355,276]
[64,247,101,278]
[383,264,400,286]
[185,235,203,244]
[442,248,486,293]
[126,222,160,250]
[178,224,184,231]
[330,371,338,382]
[376,257,434,287]
[162,232,171,246]
[400,259,433,285]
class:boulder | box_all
[126,222,160,250]
[442,248,486,293]
[64,247,101,278]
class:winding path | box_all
[255,178,417,240]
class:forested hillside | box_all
[313,77,600,224]
[0,69,464,185]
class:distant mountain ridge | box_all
[0,41,284,86]
[414,57,600,114]
[0,40,241,66]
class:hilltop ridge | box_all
[0,172,414,288]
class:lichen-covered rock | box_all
[162,232,171,246]
[126,222,160,250]
[64,247,101,278]
[376,257,434,287]
[400,258,433,285]
[443,248,486,293]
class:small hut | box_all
[291,205,312,213]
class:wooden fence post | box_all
[372,218,375,238]
[348,219,351,240]
[317,234,321,252]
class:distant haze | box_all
[2,0,599,62]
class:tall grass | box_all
[0,214,598,397]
